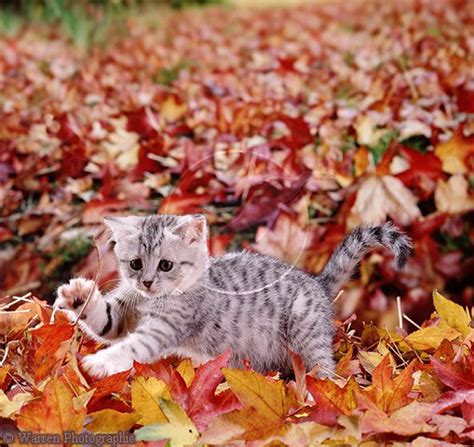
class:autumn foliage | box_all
[1,291,473,444]
[0,0,473,445]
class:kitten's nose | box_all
[143,280,153,289]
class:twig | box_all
[63,371,79,397]
[50,306,58,324]
[332,289,344,304]
[383,324,405,365]
[387,344,409,368]
[73,231,104,324]
[310,363,348,383]
[396,296,403,329]
[0,309,32,314]
[12,292,32,301]
[402,337,424,364]
[7,371,27,393]
[0,344,9,367]
[403,313,421,330]
[0,294,34,311]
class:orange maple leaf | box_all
[359,355,416,414]
[17,377,86,434]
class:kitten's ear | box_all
[103,216,142,236]
[173,214,207,245]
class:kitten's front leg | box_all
[81,331,155,378]
[55,278,118,344]
[82,316,184,378]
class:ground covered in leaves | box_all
[0,0,473,445]
[1,291,474,445]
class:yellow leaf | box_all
[434,174,474,214]
[404,325,460,350]
[134,399,198,447]
[0,391,32,418]
[222,368,296,422]
[416,371,442,402]
[87,409,140,433]
[131,376,170,425]
[161,96,187,122]
[434,131,473,174]
[358,351,384,375]
[176,359,195,387]
[17,377,86,434]
[433,290,471,338]
[0,366,10,387]
[72,389,95,412]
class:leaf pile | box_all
[1,291,474,445]
[1,0,474,444]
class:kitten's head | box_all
[105,214,209,299]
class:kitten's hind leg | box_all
[287,287,336,378]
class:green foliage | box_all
[46,235,93,282]
[169,0,224,9]
[400,135,432,153]
[438,225,471,254]
[0,7,24,36]
[153,61,191,86]
[341,132,357,153]
[0,0,128,49]
[369,129,399,164]
[59,235,93,264]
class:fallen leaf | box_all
[0,390,32,418]
[17,377,86,434]
[199,406,282,443]
[433,290,471,338]
[404,325,460,351]
[30,322,75,381]
[134,398,199,447]
[176,359,195,387]
[160,95,188,122]
[131,376,171,425]
[185,351,241,431]
[102,117,140,170]
[434,174,474,214]
[222,368,295,423]
[360,355,415,414]
[86,409,140,433]
[434,130,474,174]
[253,213,312,267]
[361,401,434,436]
[306,376,358,426]
[0,303,36,336]
[432,357,474,391]
[349,174,421,226]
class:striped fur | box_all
[55,216,411,378]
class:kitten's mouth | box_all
[137,287,157,298]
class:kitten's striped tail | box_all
[318,223,412,299]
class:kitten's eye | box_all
[130,259,143,271]
[158,259,173,272]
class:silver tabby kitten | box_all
[55,214,411,378]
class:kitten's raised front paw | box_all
[82,351,133,378]
[55,278,100,322]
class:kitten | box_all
[55,214,411,378]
